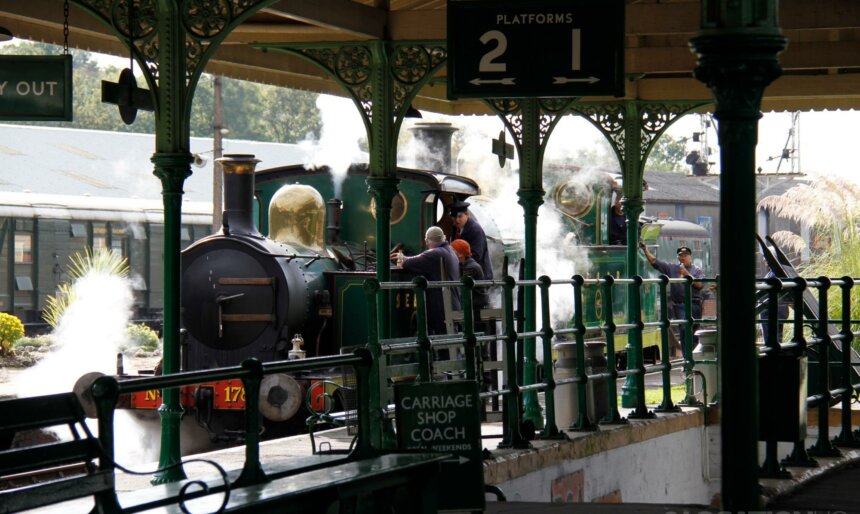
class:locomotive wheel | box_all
[259,373,302,422]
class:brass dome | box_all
[269,184,326,251]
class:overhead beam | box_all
[261,0,386,39]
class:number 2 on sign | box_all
[224,385,245,403]
[478,29,582,73]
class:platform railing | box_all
[365,269,718,448]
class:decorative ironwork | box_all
[111,0,156,39]
[391,45,446,115]
[487,98,576,155]
[639,103,702,163]
[572,103,626,162]
[183,0,232,39]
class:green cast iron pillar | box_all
[487,98,575,429]
[264,41,447,447]
[570,99,706,409]
[73,0,282,483]
[690,1,785,510]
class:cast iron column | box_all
[518,99,544,428]
[690,1,785,510]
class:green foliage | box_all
[647,134,688,173]
[125,323,160,352]
[43,249,130,328]
[13,334,54,350]
[759,176,860,350]
[0,312,25,354]
[0,41,322,143]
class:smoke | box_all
[13,268,162,463]
[299,95,367,199]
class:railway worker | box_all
[608,188,627,245]
[639,242,705,322]
[449,201,494,280]
[397,226,461,336]
[450,239,489,313]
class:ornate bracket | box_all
[265,42,446,138]
[73,0,277,105]
[485,97,577,163]
[569,101,709,171]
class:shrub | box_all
[0,312,25,355]
[12,334,54,350]
[126,323,160,352]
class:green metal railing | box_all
[365,269,719,449]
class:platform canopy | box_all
[2,0,859,113]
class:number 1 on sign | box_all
[571,29,581,71]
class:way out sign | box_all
[447,0,624,98]
[395,380,484,512]
[0,55,73,121]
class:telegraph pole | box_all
[212,76,225,231]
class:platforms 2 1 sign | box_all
[447,0,624,98]
[395,380,484,512]
[0,55,73,121]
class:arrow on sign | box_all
[552,76,601,85]
[443,456,471,465]
[469,77,516,86]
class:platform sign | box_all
[0,55,73,121]
[447,0,624,99]
[395,380,484,511]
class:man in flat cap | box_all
[449,200,493,280]
[639,242,705,325]
[396,226,461,335]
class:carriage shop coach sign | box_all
[0,55,73,121]
[447,0,624,98]
[395,380,484,511]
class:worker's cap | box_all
[425,226,446,243]
[449,200,470,216]
[676,246,692,256]
[450,239,471,258]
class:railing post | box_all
[538,276,563,439]
[412,277,433,382]
[679,276,701,406]
[570,275,596,431]
[808,277,841,458]
[781,277,818,468]
[363,279,384,450]
[353,348,375,457]
[235,359,266,486]
[834,277,859,447]
[499,275,528,449]
[600,275,626,424]
[628,275,654,419]
[91,375,124,514]
[759,278,790,478]
[655,275,680,413]
[461,276,478,382]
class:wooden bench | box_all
[0,392,116,514]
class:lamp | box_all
[0,27,13,43]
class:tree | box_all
[647,134,688,173]
[1,41,321,142]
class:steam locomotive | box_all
[119,126,711,442]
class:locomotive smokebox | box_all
[409,122,458,173]
[218,154,261,237]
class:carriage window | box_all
[14,234,32,264]
[181,227,191,241]
[70,222,87,238]
[15,276,33,291]
[93,223,108,252]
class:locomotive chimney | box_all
[218,154,261,237]
[326,198,342,244]
[408,122,458,173]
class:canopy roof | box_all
[2,0,860,113]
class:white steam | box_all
[13,268,162,463]
[300,95,367,199]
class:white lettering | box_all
[46,82,58,96]
[0,81,6,95]
[497,12,574,26]
[16,81,29,95]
